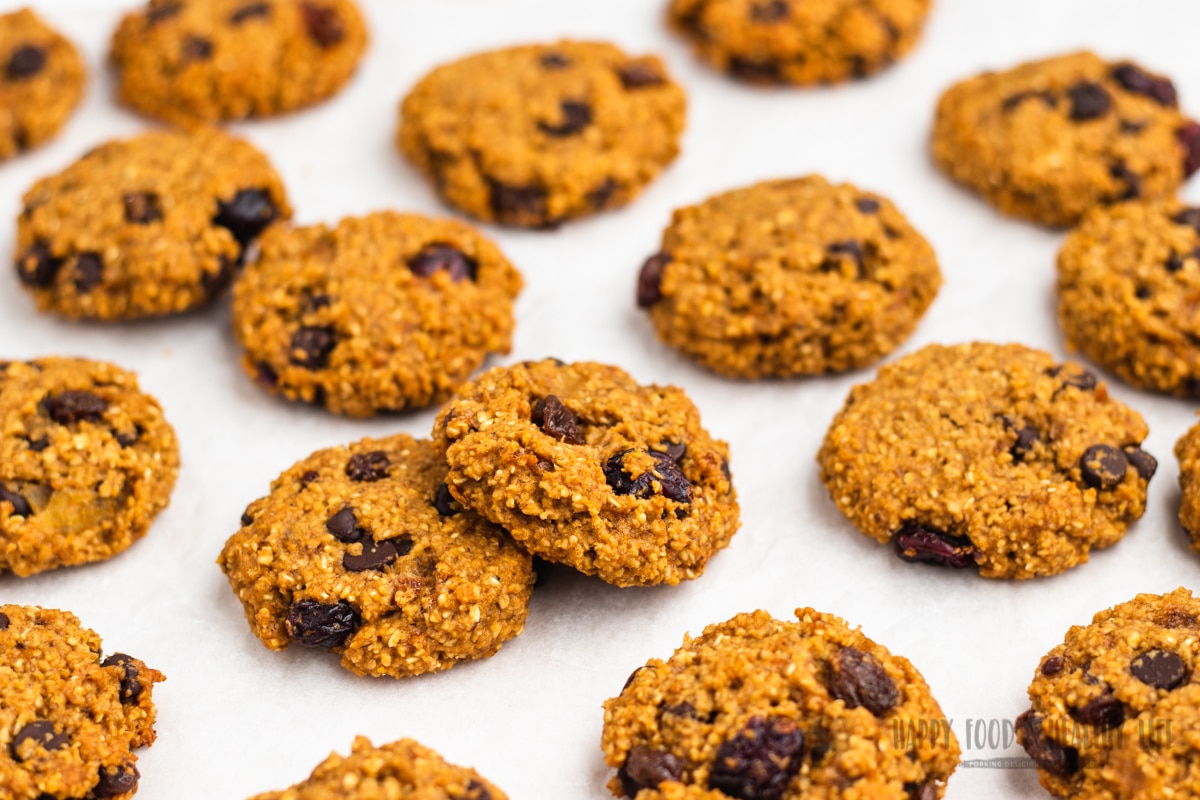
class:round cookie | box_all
[246,736,506,800]
[602,608,960,799]
[0,358,180,577]
[0,605,164,800]
[932,51,1200,227]
[637,176,941,378]
[1017,587,1200,799]
[218,433,535,679]
[1057,198,1200,397]
[667,0,930,85]
[0,9,85,161]
[231,211,523,417]
[1174,421,1200,553]
[431,359,739,587]
[397,40,687,228]
[15,128,291,320]
[817,342,1155,579]
[110,0,367,125]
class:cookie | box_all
[817,342,1155,579]
[431,359,738,587]
[637,176,941,378]
[110,0,367,125]
[218,433,535,679]
[1017,587,1200,799]
[1175,421,1200,553]
[246,736,505,800]
[397,40,686,228]
[1057,198,1200,398]
[0,605,164,800]
[0,358,179,577]
[0,9,85,161]
[667,0,930,85]
[231,211,522,417]
[932,51,1200,227]
[602,608,960,799]
[15,128,291,320]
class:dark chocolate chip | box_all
[1080,444,1127,490]
[820,240,866,278]
[828,646,899,716]
[5,45,46,81]
[1010,425,1039,463]
[123,192,163,224]
[855,197,880,213]
[1071,691,1125,729]
[300,2,344,47]
[0,486,31,517]
[16,243,64,288]
[893,526,979,568]
[285,599,360,647]
[539,100,592,137]
[1002,90,1055,112]
[343,537,410,572]
[101,653,143,703]
[240,510,254,526]
[408,244,477,282]
[749,0,789,22]
[10,721,67,761]
[200,256,236,300]
[660,442,687,462]
[709,716,804,800]
[1167,252,1186,273]
[618,745,683,797]
[299,470,320,486]
[41,391,108,424]
[1134,284,1152,299]
[71,252,104,293]
[1123,447,1157,481]
[637,251,671,308]
[603,449,692,502]
[588,179,618,210]
[433,483,460,517]
[1130,649,1187,690]
[1040,655,1065,676]
[0,612,8,629]
[540,51,570,69]
[531,394,584,444]
[255,361,279,387]
[1047,364,1097,390]
[289,326,336,369]
[1109,161,1142,200]
[214,188,279,248]
[325,507,363,543]
[1068,81,1112,121]
[1112,63,1178,107]
[1178,121,1200,178]
[489,181,548,225]
[730,57,780,82]
[230,2,270,23]
[182,35,213,61]
[346,450,390,482]
[1016,710,1078,778]
[94,763,140,797]
[617,61,664,89]
[1174,207,1200,233]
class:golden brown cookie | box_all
[667,0,930,85]
[110,0,367,125]
[397,40,686,228]
[602,608,960,799]
[0,9,85,161]
[933,51,1200,227]
[637,176,941,378]
[1175,420,1200,552]
[0,605,164,800]
[15,128,290,320]
[431,358,738,587]
[0,358,179,577]
[817,342,1156,579]
[218,433,535,679]
[1017,588,1200,800]
[231,211,522,417]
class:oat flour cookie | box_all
[667,0,930,85]
[817,342,1155,579]
[111,0,367,125]
[1017,588,1200,799]
[637,176,941,378]
[15,128,290,320]
[0,358,179,577]
[0,605,164,800]
[933,52,1200,227]
[602,608,960,799]
[231,212,522,417]
[219,433,534,679]
[397,40,686,228]
[0,9,84,162]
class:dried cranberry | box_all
[1111,63,1177,107]
[893,526,980,568]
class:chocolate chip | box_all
[1002,90,1055,112]
[603,449,692,502]
[660,442,687,462]
[285,599,359,647]
[72,253,104,293]
[617,61,664,89]
[729,57,781,82]
[1130,649,1187,690]
[255,361,278,387]
[539,100,592,137]
[5,45,46,81]
[828,647,899,716]
[240,510,254,526]
[1068,81,1112,121]
[588,179,618,210]
[905,784,937,800]
[893,526,980,568]
[408,244,477,282]
[855,197,880,213]
[1167,252,1186,273]
[709,716,804,800]
[820,241,866,278]
[1010,424,1039,462]
[0,486,31,517]
[1112,63,1177,107]
[289,326,336,369]
[1120,119,1149,134]
[0,612,8,630]
[1047,364,1097,390]
[10,721,67,761]
[1071,691,1124,729]
[637,252,671,308]
[1016,710,1078,778]
[147,3,182,23]
[214,188,279,248]
[346,450,390,482]
[433,483,460,517]
[1173,207,1200,233]
[230,2,270,23]
[41,391,108,424]
[101,653,143,703]
[300,2,344,47]
[1080,444,1127,490]
[343,537,411,572]
[325,507,363,543]
[532,395,584,444]
[123,192,163,224]
[299,470,320,486]
[1123,447,1157,481]
[1109,161,1142,200]
[489,181,549,226]
[1177,121,1200,178]
[116,426,139,447]
[94,763,140,797]
[182,35,213,61]
[200,255,236,300]
[750,0,788,21]
[617,746,683,797]
[540,51,570,69]
[1041,655,1065,676]
[16,243,63,288]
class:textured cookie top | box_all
[231,211,523,417]
[933,51,1199,227]
[0,358,180,577]
[667,0,930,84]
[818,342,1155,579]
[397,40,687,228]
[111,0,367,124]
[0,8,85,161]
[219,433,534,679]
[1057,198,1200,397]
[247,736,505,800]
[638,176,941,378]
[16,128,291,320]
[1018,588,1200,800]
[0,605,164,800]
[432,359,738,587]
[602,608,959,799]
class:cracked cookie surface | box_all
[817,342,1154,579]
[0,9,85,161]
[637,176,941,378]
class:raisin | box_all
[820,240,866,278]
[5,45,46,81]
[540,52,570,69]
[73,252,104,292]
[213,188,279,248]
[408,244,477,282]
[1002,90,1055,112]
[285,599,360,647]
[124,191,163,224]
[531,395,584,444]
[1047,364,1097,390]
[433,483,459,516]
[893,526,979,568]
[300,2,344,47]
[1067,81,1112,121]
[16,242,63,288]
[617,61,664,89]
[346,450,390,482]
[828,647,899,716]
[1111,63,1177,107]
[603,449,692,502]
[539,100,592,137]
[729,57,780,83]
[709,716,804,800]
[489,181,549,226]
[41,391,108,423]
[617,746,683,797]
[1109,161,1142,200]
[1070,691,1124,729]
[230,2,270,23]
[289,326,336,369]
[637,252,671,307]
[0,486,31,517]
[855,197,881,213]
[1177,121,1200,178]
[1040,655,1065,676]
[94,764,140,797]
[182,35,214,61]
[1016,710,1078,778]
[749,0,789,22]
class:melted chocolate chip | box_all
[325,507,364,543]
[5,45,46,81]
[1130,649,1187,690]
[531,395,584,444]
[1017,711,1078,778]
[346,450,390,482]
[408,244,477,282]
[603,449,692,502]
[709,716,804,800]
[618,746,683,797]
[660,442,686,462]
[0,486,31,517]
[42,390,108,423]
[94,764,140,797]
[1112,63,1177,107]
[893,526,979,568]
[214,188,279,248]
[289,326,336,369]
[16,243,63,288]
[539,100,592,137]
[73,253,104,292]
[828,647,899,716]
[1010,424,1039,462]
[300,2,344,47]
[10,721,67,761]
[433,483,460,517]
[343,536,412,572]
[1080,444,1127,490]
[1068,81,1112,121]
[101,653,143,703]
[285,599,360,647]
[124,191,163,224]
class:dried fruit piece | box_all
[532,395,584,444]
[603,449,692,502]
[290,326,336,369]
[346,451,391,482]
[1067,81,1112,121]
[6,45,46,80]
[637,252,671,307]
[41,390,108,423]
[828,647,899,716]
[709,716,804,800]
[123,191,163,224]
[617,745,683,796]
[1070,691,1124,729]
[1111,63,1177,106]
[408,244,477,282]
[214,188,278,248]
[285,599,360,647]
[539,100,593,137]
[1016,710,1078,778]
[894,526,979,568]
[94,764,140,797]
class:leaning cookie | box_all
[218,433,535,678]
[0,9,85,161]
[933,51,1200,227]
[231,212,522,417]
[1,358,179,577]
[0,605,164,800]
[111,0,367,125]
[1018,588,1200,799]
[602,608,959,799]
[818,342,1155,579]
[431,359,738,587]
[637,176,941,378]
[15,128,290,320]
[397,40,686,228]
